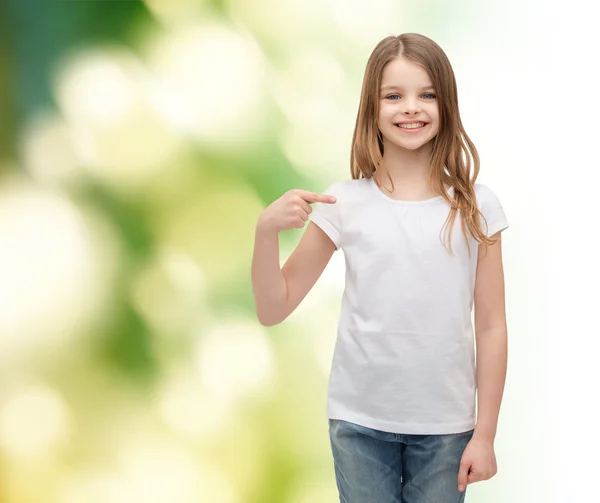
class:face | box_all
[377,56,440,151]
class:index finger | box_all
[296,189,337,204]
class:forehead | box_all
[380,57,433,89]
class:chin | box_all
[392,139,431,150]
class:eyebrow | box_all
[380,85,435,91]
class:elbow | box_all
[258,316,278,327]
[254,298,289,327]
[256,311,284,327]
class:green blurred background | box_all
[0,1,539,502]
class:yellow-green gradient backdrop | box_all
[1,0,598,502]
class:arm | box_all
[251,220,336,326]
[251,221,288,326]
[472,231,508,442]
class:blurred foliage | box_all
[0,0,525,502]
[5,0,156,119]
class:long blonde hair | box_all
[350,33,498,255]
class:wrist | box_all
[472,426,496,443]
[256,215,278,235]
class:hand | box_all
[257,189,336,234]
[457,436,498,492]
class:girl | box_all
[251,32,509,503]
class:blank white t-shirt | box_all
[310,176,509,435]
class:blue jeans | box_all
[329,418,474,503]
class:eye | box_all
[385,93,437,100]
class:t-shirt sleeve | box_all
[477,184,510,237]
[309,182,343,250]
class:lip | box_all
[395,120,429,125]
[395,123,428,133]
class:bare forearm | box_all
[251,221,288,326]
[473,328,508,441]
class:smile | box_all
[395,122,428,133]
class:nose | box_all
[403,97,421,115]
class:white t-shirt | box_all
[310,176,509,435]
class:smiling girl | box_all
[252,32,509,503]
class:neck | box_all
[375,140,433,189]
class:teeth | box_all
[397,122,425,129]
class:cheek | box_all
[378,109,390,123]
[427,111,440,128]
[379,103,396,118]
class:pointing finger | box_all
[315,194,336,204]
[295,189,336,204]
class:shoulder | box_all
[321,178,371,199]
[474,182,493,200]
[474,182,504,208]
[473,182,510,236]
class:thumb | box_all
[457,461,470,492]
